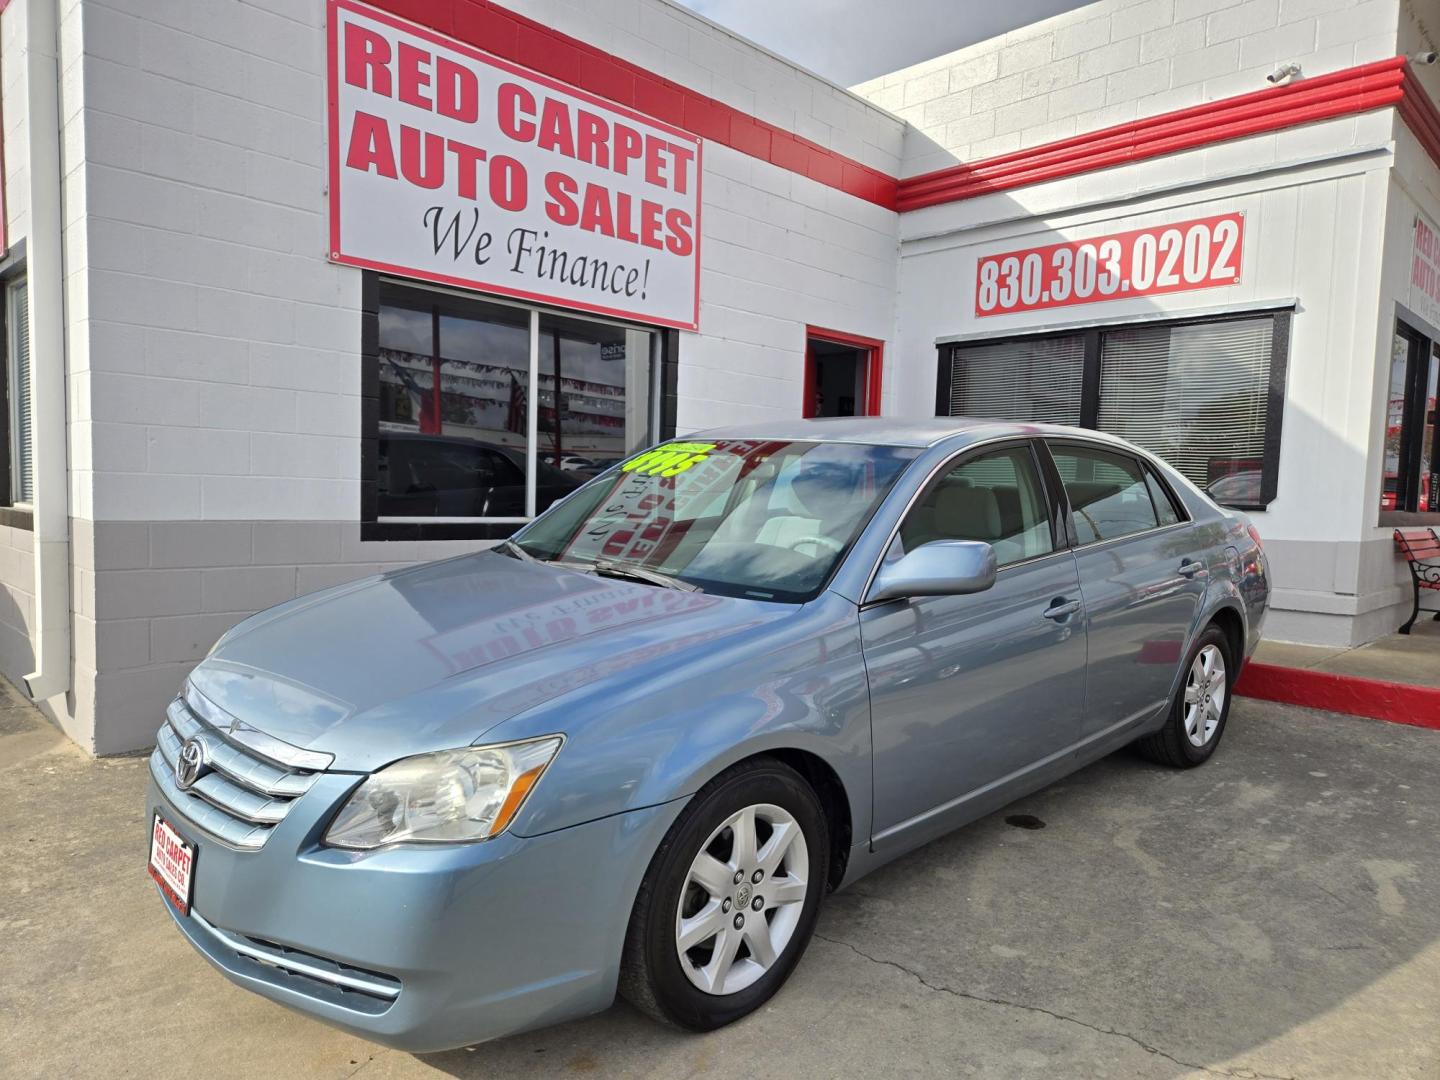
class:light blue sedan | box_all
[145,418,1268,1051]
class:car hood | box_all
[187,552,792,771]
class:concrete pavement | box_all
[1253,619,1440,689]
[2,684,1438,1079]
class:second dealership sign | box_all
[975,212,1244,318]
[328,0,702,329]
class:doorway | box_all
[804,327,883,418]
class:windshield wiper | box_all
[495,539,539,562]
[591,560,700,592]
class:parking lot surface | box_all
[3,687,1437,1080]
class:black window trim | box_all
[1039,436,1195,554]
[0,239,30,531]
[359,270,679,542]
[936,305,1294,511]
[1382,315,1439,522]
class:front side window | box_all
[374,279,656,525]
[896,445,1054,567]
[1050,444,1159,545]
[512,440,919,602]
[6,279,31,506]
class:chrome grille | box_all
[150,688,328,851]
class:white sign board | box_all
[1411,211,1440,332]
[327,0,702,330]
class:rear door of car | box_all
[1041,440,1205,744]
[862,439,1089,851]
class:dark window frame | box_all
[0,239,30,531]
[936,306,1293,511]
[359,271,679,542]
[1382,317,1439,523]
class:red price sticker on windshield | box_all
[975,212,1244,317]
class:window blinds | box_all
[948,335,1083,425]
[1096,317,1272,491]
[11,282,32,505]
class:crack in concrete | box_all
[812,932,1298,1080]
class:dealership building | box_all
[0,0,1437,752]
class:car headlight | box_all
[324,736,563,849]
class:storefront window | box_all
[1384,322,1438,516]
[371,279,657,528]
[940,309,1289,509]
[1097,316,1274,501]
[946,335,1083,425]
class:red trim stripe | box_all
[1235,662,1440,731]
[897,57,1409,211]
[360,0,899,209]
[1398,63,1440,169]
[345,0,1440,218]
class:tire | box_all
[1135,625,1234,768]
[619,757,830,1031]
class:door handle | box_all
[1178,559,1207,579]
[1042,598,1081,621]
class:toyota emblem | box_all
[176,737,208,791]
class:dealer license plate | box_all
[148,813,195,916]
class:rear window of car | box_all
[1049,444,1159,544]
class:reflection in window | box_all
[537,312,651,513]
[375,281,655,521]
[897,446,1054,567]
[1384,325,1438,514]
[1050,444,1159,544]
[1097,317,1272,500]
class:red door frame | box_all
[803,326,885,418]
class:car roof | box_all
[684,416,1130,450]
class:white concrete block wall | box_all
[52,0,903,750]
[678,144,900,430]
[853,0,1404,178]
[77,0,902,525]
[2,1,29,244]
[892,147,1401,644]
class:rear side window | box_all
[1049,444,1159,544]
[1144,467,1183,526]
[897,445,1054,567]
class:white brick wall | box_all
[39,0,905,750]
[73,0,903,523]
[853,0,1404,177]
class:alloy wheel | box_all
[673,803,809,996]
[1182,643,1227,747]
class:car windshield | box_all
[510,438,919,602]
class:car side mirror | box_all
[866,540,997,604]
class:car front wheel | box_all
[619,758,829,1030]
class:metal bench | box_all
[1394,527,1440,635]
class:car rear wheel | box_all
[619,757,829,1030]
[1134,625,1234,768]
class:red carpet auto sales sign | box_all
[327,0,702,330]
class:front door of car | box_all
[862,442,1088,850]
[1044,441,1206,743]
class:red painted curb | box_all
[1235,662,1440,730]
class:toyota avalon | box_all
[146,417,1267,1051]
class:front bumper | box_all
[147,767,684,1052]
